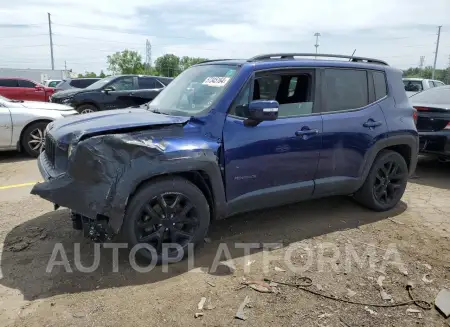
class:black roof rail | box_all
[247,53,389,66]
[197,59,235,64]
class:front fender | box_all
[32,127,226,233]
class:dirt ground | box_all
[0,152,449,327]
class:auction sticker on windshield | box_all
[202,77,230,87]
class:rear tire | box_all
[353,150,409,211]
[21,121,49,157]
[122,177,210,263]
[77,104,98,114]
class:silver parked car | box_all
[0,95,78,157]
[403,78,445,97]
[54,78,101,93]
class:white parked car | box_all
[403,78,445,97]
[0,95,78,157]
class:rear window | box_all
[70,79,99,88]
[373,71,387,100]
[0,79,18,87]
[403,80,423,92]
[409,87,450,105]
[323,69,369,112]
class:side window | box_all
[429,81,436,88]
[18,80,36,88]
[108,77,135,91]
[0,79,18,87]
[323,69,368,112]
[434,81,444,87]
[373,71,387,100]
[70,80,82,88]
[138,77,158,89]
[229,71,314,118]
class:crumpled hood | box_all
[21,101,74,111]
[47,108,190,145]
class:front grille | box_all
[45,135,56,166]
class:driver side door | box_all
[102,76,138,110]
[223,68,323,215]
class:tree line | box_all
[77,50,207,78]
[402,66,450,84]
[78,49,450,85]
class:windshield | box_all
[149,64,239,116]
[84,76,116,90]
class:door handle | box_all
[295,129,319,137]
[363,120,382,128]
[128,92,135,96]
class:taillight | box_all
[413,106,430,111]
[413,110,418,125]
[444,122,450,130]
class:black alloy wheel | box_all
[123,177,210,263]
[354,150,409,211]
[135,192,198,254]
[373,160,406,205]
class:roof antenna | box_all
[349,49,356,61]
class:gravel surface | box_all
[0,153,449,327]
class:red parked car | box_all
[0,77,55,102]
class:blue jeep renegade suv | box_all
[32,53,419,261]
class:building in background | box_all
[0,68,73,84]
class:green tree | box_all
[77,71,97,78]
[107,50,145,74]
[154,54,181,77]
[179,56,208,71]
[99,70,106,78]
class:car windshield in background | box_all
[84,76,116,90]
[409,86,450,105]
[149,64,239,116]
[403,80,423,92]
[157,77,173,86]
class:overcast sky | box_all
[1,0,450,75]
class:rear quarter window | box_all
[373,71,387,100]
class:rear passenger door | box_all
[135,77,164,103]
[18,79,45,101]
[314,68,388,197]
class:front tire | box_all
[77,104,98,114]
[354,150,409,211]
[21,121,49,157]
[122,177,210,263]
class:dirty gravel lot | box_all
[0,152,449,327]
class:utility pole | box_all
[419,56,425,69]
[432,26,442,79]
[145,39,152,74]
[314,33,321,58]
[48,13,54,70]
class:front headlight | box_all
[61,97,73,104]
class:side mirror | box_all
[246,100,279,121]
[103,86,114,93]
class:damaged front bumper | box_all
[31,150,122,237]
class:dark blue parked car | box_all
[31,53,419,262]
